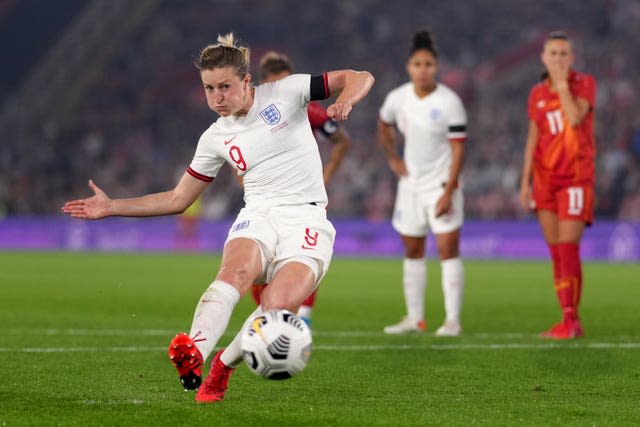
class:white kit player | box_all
[62,33,375,403]
[378,30,467,337]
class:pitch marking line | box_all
[2,342,640,353]
[9,328,639,341]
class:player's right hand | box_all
[61,179,111,219]
[388,157,408,178]
[519,184,533,211]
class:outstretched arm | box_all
[61,172,209,219]
[325,70,375,121]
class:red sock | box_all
[301,290,317,308]
[557,243,582,321]
[250,284,265,306]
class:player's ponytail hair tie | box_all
[410,29,438,58]
[195,33,251,78]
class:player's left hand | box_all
[435,193,452,217]
[327,101,352,121]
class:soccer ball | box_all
[241,309,312,380]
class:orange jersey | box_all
[528,70,596,185]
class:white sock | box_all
[403,258,426,321]
[189,280,240,362]
[441,257,464,323]
[220,306,263,368]
[297,305,313,320]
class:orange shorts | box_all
[532,180,594,225]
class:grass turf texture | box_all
[1,252,639,426]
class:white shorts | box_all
[392,178,464,237]
[224,204,336,286]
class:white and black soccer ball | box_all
[241,309,312,380]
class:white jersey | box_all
[188,74,327,208]
[379,82,467,190]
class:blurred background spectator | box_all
[1,0,638,221]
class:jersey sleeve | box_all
[446,92,468,142]
[275,74,325,108]
[379,91,397,125]
[187,132,225,182]
[307,101,339,137]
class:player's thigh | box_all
[532,180,559,244]
[536,209,559,244]
[260,259,317,312]
[267,204,335,286]
[558,220,586,243]
[218,238,264,293]
[222,207,279,289]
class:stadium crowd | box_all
[1,0,639,221]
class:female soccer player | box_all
[249,51,352,326]
[62,33,374,402]
[520,31,596,340]
[378,30,467,337]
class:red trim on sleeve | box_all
[187,167,214,182]
[323,73,330,99]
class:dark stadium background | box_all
[1,0,639,259]
[1,3,640,425]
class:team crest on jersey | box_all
[430,109,442,120]
[260,104,281,125]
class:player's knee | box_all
[437,243,458,260]
[216,262,258,289]
[402,236,424,258]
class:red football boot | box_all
[195,349,236,403]
[168,332,203,390]
[540,318,584,340]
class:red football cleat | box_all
[540,319,584,340]
[168,332,203,391]
[195,349,236,403]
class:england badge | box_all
[260,104,281,125]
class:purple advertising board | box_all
[0,217,639,261]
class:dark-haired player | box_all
[249,51,351,326]
[520,31,596,340]
[379,30,467,336]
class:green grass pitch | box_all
[1,252,639,426]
